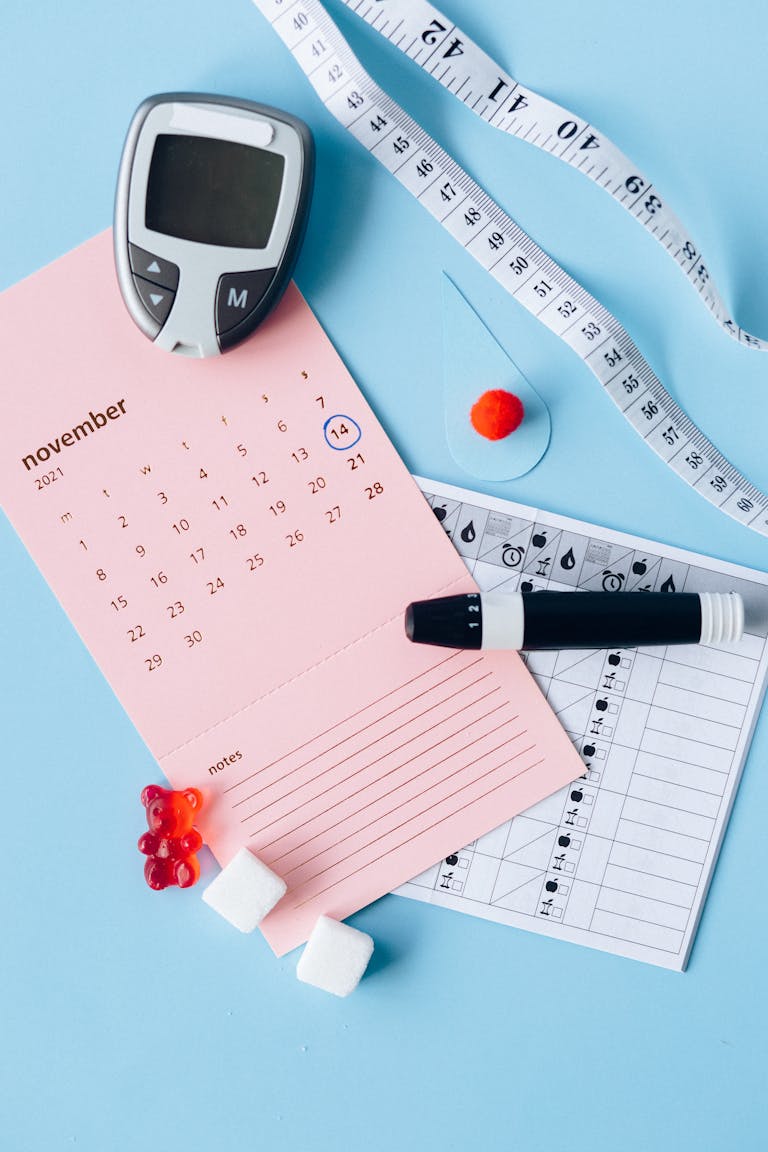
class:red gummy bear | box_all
[138,785,203,890]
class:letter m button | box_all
[216,269,277,339]
[228,286,249,309]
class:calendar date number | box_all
[324,415,362,450]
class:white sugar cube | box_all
[202,847,286,933]
[296,915,374,997]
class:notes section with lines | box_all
[163,614,580,955]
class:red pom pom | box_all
[470,390,525,441]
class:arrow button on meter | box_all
[133,274,175,326]
[128,244,179,292]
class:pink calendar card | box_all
[0,232,583,954]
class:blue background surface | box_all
[2,2,767,1148]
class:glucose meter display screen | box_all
[146,134,285,249]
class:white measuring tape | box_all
[340,0,766,355]
[252,0,768,537]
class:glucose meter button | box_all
[133,275,175,327]
[128,244,180,292]
[216,269,277,335]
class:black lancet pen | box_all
[405,591,744,651]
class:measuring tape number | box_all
[252,0,768,538]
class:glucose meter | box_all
[115,93,314,356]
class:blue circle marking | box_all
[323,414,362,450]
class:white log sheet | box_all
[399,478,768,969]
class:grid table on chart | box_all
[397,481,768,969]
